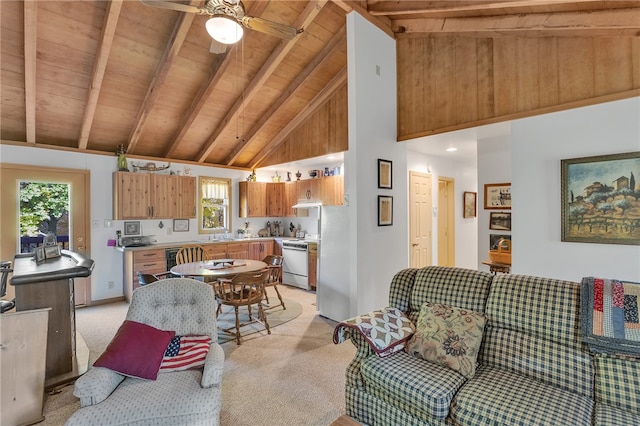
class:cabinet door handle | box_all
[412,243,418,247]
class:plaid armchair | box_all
[65,278,224,426]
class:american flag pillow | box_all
[160,335,211,372]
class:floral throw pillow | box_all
[405,302,486,379]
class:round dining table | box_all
[170,258,267,280]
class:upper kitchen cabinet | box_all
[266,183,285,217]
[113,172,196,220]
[177,175,197,219]
[239,181,267,218]
[283,182,297,217]
[320,175,344,206]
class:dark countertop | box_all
[11,250,95,285]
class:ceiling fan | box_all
[140,0,302,45]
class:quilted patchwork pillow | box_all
[405,302,486,378]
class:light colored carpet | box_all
[40,285,356,426]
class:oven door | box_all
[282,245,309,290]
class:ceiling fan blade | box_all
[139,0,204,15]
[241,16,300,40]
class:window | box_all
[19,181,70,253]
[199,177,231,234]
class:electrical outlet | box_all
[108,281,114,289]
[104,219,114,228]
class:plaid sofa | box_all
[343,266,640,425]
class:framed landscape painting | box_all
[561,151,640,245]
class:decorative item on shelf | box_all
[247,170,256,182]
[183,167,191,176]
[308,170,317,178]
[295,171,302,180]
[272,171,281,182]
[236,229,245,239]
[130,161,171,173]
[257,228,269,237]
[488,238,511,265]
[116,144,129,171]
[286,171,292,181]
[158,221,164,229]
[324,167,330,176]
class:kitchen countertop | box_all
[114,237,297,252]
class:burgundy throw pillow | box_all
[94,320,175,380]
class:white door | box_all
[409,172,432,268]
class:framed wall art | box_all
[378,159,392,189]
[463,191,477,218]
[484,183,511,209]
[124,221,140,235]
[561,151,640,245]
[44,244,61,259]
[489,212,511,231]
[378,195,393,226]
[173,219,189,232]
[490,234,511,249]
[35,246,46,263]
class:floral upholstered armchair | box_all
[65,278,224,426]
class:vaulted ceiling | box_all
[2,1,639,170]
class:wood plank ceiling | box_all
[2,1,639,170]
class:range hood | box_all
[292,201,323,209]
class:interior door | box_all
[409,171,432,267]
[0,164,91,306]
[438,177,455,266]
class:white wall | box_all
[407,152,478,269]
[346,12,405,315]
[511,97,640,281]
[477,135,512,273]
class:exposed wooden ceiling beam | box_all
[196,0,329,163]
[393,8,640,37]
[331,0,394,38]
[226,25,347,166]
[250,66,347,169]
[78,0,123,150]
[163,0,269,158]
[126,4,195,154]
[23,1,37,144]
[367,0,634,16]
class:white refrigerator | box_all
[317,205,351,321]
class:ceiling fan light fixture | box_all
[206,15,243,44]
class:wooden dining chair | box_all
[261,255,285,310]
[212,269,271,345]
[176,245,209,264]
[136,271,172,287]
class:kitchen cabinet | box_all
[151,174,177,218]
[113,172,196,220]
[227,242,249,259]
[308,243,317,290]
[132,249,166,297]
[320,175,344,206]
[283,182,297,217]
[205,243,227,260]
[297,179,320,203]
[266,183,284,217]
[177,175,197,218]
[113,172,150,219]
[249,241,274,260]
[239,181,266,217]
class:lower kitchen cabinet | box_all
[249,241,274,260]
[205,243,227,260]
[227,242,249,259]
[131,248,166,296]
